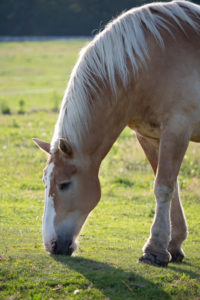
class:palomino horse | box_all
[34,0,200,266]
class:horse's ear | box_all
[33,138,51,154]
[59,138,73,157]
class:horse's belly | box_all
[129,120,200,143]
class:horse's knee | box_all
[154,183,173,204]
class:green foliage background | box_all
[1,0,200,36]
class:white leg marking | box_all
[144,184,173,253]
[42,162,57,252]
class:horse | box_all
[33,0,200,267]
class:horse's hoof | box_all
[169,251,184,262]
[138,252,169,267]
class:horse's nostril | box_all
[66,240,73,255]
[51,241,57,252]
[67,241,72,248]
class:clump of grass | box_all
[113,177,134,187]
[18,99,25,114]
[12,119,19,128]
[52,92,60,112]
[1,101,11,114]
[148,208,155,218]
[52,99,59,112]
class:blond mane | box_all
[51,0,200,152]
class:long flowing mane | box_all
[51,0,200,152]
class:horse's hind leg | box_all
[168,183,188,262]
[136,124,189,266]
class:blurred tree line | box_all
[0,0,200,36]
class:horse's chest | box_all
[128,120,161,140]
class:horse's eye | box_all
[58,182,71,191]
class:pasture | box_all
[0,40,200,299]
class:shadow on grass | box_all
[168,260,200,279]
[52,255,172,300]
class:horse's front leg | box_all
[138,117,191,267]
[136,134,188,264]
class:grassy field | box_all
[0,40,200,300]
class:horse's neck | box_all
[80,86,133,164]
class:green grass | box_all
[0,41,200,300]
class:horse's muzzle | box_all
[51,239,74,255]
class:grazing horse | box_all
[33,0,200,266]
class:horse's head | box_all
[33,138,100,255]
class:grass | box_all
[0,40,200,300]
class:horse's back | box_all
[129,25,200,143]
